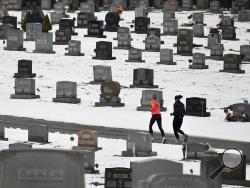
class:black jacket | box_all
[173,100,186,117]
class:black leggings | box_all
[173,116,185,139]
[149,114,165,137]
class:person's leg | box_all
[156,115,165,137]
[173,117,179,140]
[149,115,156,136]
[176,117,185,135]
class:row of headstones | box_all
[0,123,249,188]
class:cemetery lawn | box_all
[0,10,250,143]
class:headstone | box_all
[186,143,213,159]
[4,29,26,51]
[210,1,220,13]
[0,24,15,39]
[0,149,85,188]
[193,24,205,38]
[193,12,204,24]
[230,103,250,121]
[9,143,32,150]
[0,121,8,141]
[147,28,161,38]
[200,157,223,188]
[122,132,157,157]
[222,27,237,40]
[137,90,167,111]
[33,32,55,54]
[59,18,77,36]
[62,0,79,11]
[50,2,68,24]
[76,12,96,28]
[153,0,164,9]
[125,48,145,62]
[93,41,116,60]
[164,0,179,11]
[128,0,139,10]
[2,16,17,29]
[157,48,176,65]
[189,53,208,69]
[52,81,81,104]
[131,159,182,187]
[41,0,54,10]
[197,0,210,9]
[238,10,250,21]
[182,0,193,10]
[138,174,209,188]
[139,0,149,8]
[28,124,48,143]
[177,29,193,56]
[240,45,250,61]
[84,20,106,38]
[78,150,97,173]
[22,0,41,10]
[80,1,95,14]
[163,10,175,23]
[144,35,161,52]
[222,16,234,28]
[65,40,84,56]
[90,65,112,84]
[130,68,158,88]
[6,0,22,10]
[209,43,224,60]
[220,54,245,74]
[163,19,178,35]
[105,12,120,32]
[134,17,150,34]
[10,78,40,99]
[206,33,221,49]
[73,130,102,151]
[105,168,132,188]
[114,26,130,40]
[103,0,113,9]
[14,59,36,78]
[25,23,42,41]
[54,29,71,45]
[114,33,132,49]
[185,97,211,117]
[95,81,125,107]
[135,7,148,18]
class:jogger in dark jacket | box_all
[171,95,188,143]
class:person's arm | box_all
[173,103,179,116]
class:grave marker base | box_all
[130,84,158,88]
[10,94,40,99]
[132,31,148,34]
[0,137,8,141]
[84,34,107,38]
[53,97,81,104]
[157,61,177,65]
[161,33,177,36]
[206,55,224,60]
[194,35,207,38]
[65,52,85,56]
[122,150,157,157]
[219,70,245,74]
[185,111,211,117]
[92,56,116,60]
[137,106,167,111]
[222,38,239,41]
[189,64,209,69]
[223,180,250,187]
[175,53,193,56]
[4,47,26,51]
[125,59,145,63]
[73,146,103,151]
[53,41,69,45]
[144,49,161,52]
[33,50,56,54]
[95,102,125,107]
[114,46,132,50]
[14,73,36,78]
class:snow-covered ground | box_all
[0,128,249,187]
[0,10,250,143]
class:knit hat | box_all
[175,95,183,100]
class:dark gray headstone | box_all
[59,18,77,36]
[189,53,208,69]
[84,20,106,38]
[93,41,116,60]
[28,124,48,143]
[76,12,96,28]
[240,45,250,61]
[90,65,112,84]
[220,54,245,74]
[80,1,95,14]
[10,78,40,99]
[54,29,71,45]
[130,68,158,88]
[14,59,36,78]
[164,0,178,11]
[115,33,132,49]
[0,24,14,39]
[25,23,42,41]
[193,12,204,24]
[65,40,84,56]
[163,19,178,35]
[222,27,237,40]
[131,159,182,188]
[105,168,132,188]
[137,90,167,111]
[126,48,145,62]
[41,0,53,10]
[144,35,161,52]
[197,0,210,9]
[163,10,175,22]
[231,103,250,120]
[135,7,148,18]
[122,132,157,157]
[193,24,205,38]
[206,33,221,49]
[182,0,193,10]
[210,1,220,13]
[2,16,17,28]
[0,149,85,188]
[177,29,193,56]
[238,10,250,22]
[222,16,234,28]
[157,48,176,65]
[209,43,224,60]
[53,81,81,104]
[134,17,150,34]
[186,97,211,117]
